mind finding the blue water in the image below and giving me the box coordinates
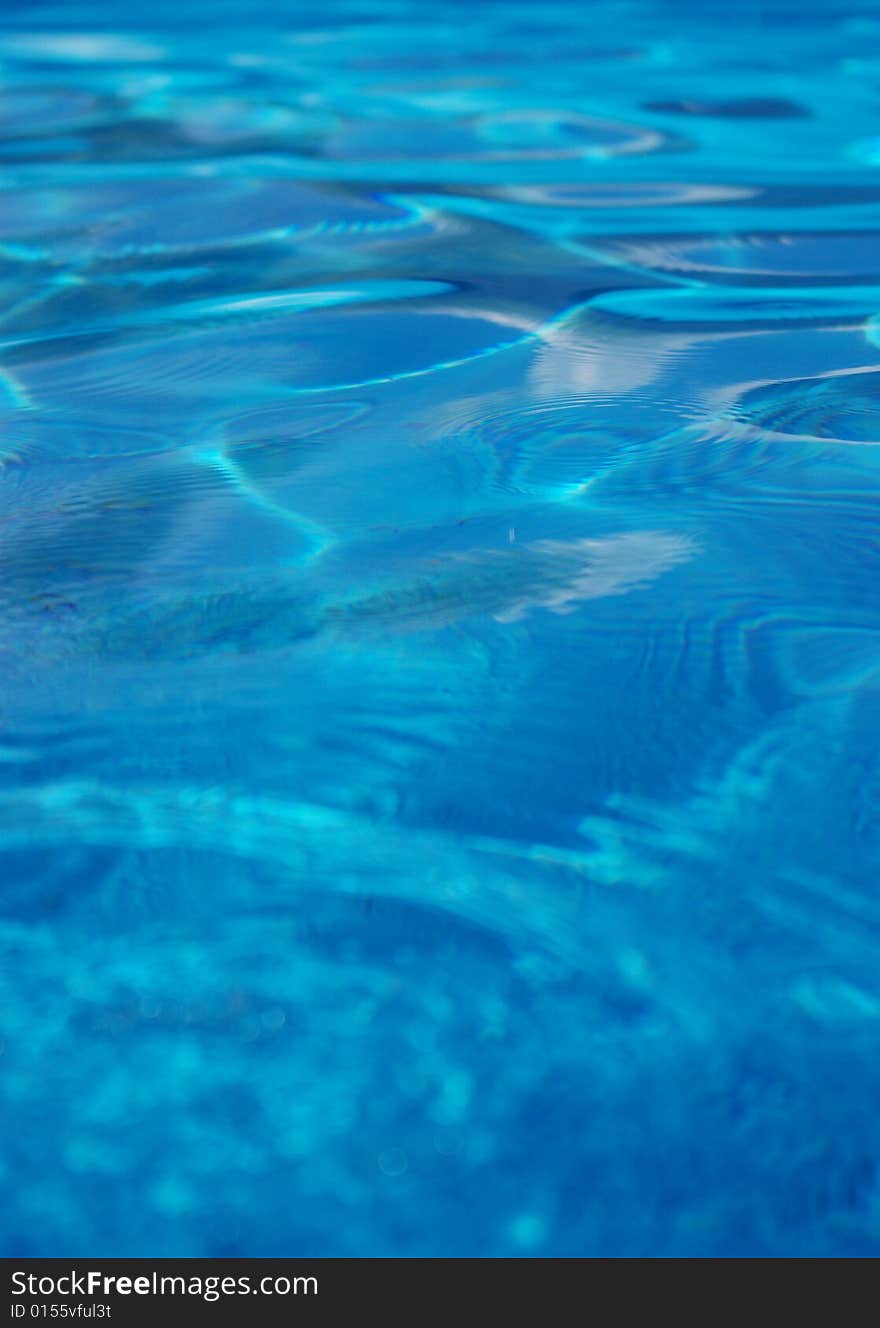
[2,0,880,1258]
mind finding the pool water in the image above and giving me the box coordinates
[3,0,880,1257]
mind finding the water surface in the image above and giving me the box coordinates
[3,0,880,1257]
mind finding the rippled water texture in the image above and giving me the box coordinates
[3,0,880,1257]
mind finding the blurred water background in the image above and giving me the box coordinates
[2,0,880,1256]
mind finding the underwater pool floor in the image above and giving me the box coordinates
[3,0,880,1256]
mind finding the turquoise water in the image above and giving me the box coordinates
[3,0,880,1257]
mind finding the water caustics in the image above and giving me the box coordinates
[2,0,880,1258]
